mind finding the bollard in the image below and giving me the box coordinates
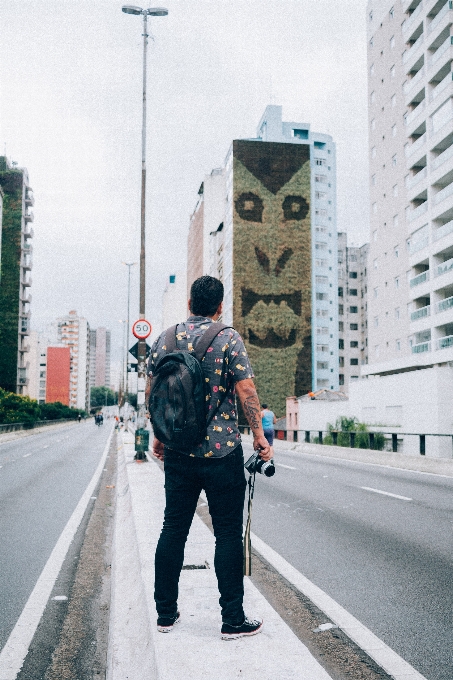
[369,432,375,450]
[305,430,310,443]
[392,433,398,452]
[332,431,338,445]
[134,428,149,461]
[349,431,356,448]
[419,434,426,456]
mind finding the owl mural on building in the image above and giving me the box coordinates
[232,140,312,415]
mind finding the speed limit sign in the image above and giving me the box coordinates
[132,319,152,339]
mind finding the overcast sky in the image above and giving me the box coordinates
[0,0,369,364]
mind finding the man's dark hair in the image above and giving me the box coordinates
[190,276,224,317]
[262,404,268,409]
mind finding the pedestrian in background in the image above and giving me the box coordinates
[261,404,276,446]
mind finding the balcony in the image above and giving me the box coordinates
[435,255,453,275]
[433,218,453,239]
[406,99,426,128]
[430,71,453,102]
[411,304,431,320]
[403,33,425,66]
[21,255,32,271]
[412,341,432,352]
[403,67,426,96]
[24,211,34,223]
[405,132,427,158]
[25,193,34,207]
[408,200,429,221]
[21,275,32,287]
[22,224,34,239]
[410,270,430,286]
[407,167,428,192]
[410,234,430,253]
[403,1,425,39]
[433,180,453,205]
[436,295,453,311]
[431,143,453,171]
[428,0,452,33]
[429,35,453,68]
[437,333,453,347]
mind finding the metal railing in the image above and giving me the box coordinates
[0,418,77,433]
[411,304,430,320]
[436,296,453,312]
[239,425,453,456]
[410,270,430,287]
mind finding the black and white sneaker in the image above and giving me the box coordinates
[157,611,180,633]
[221,617,263,640]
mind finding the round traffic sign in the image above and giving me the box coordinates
[132,319,152,339]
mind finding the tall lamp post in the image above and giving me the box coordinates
[122,5,168,435]
[122,261,137,402]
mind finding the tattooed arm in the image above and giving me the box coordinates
[235,379,272,460]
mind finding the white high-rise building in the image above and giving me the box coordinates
[162,272,188,330]
[365,0,453,378]
[57,311,90,411]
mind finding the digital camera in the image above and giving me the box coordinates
[244,451,275,477]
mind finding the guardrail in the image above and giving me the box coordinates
[238,426,453,456]
[0,418,79,433]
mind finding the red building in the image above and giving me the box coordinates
[46,346,71,405]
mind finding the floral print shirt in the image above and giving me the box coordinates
[148,315,254,458]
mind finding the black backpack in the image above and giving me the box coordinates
[149,322,230,452]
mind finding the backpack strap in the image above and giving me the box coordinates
[193,322,231,361]
[164,324,178,354]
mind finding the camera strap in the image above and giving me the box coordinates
[243,469,256,576]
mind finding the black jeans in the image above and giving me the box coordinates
[154,445,247,625]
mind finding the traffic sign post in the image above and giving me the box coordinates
[132,318,152,460]
[132,319,152,340]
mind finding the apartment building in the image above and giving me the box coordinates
[57,311,90,411]
[338,234,369,390]
[366,0,453,377]
[162,272,188,329]
[89,327,111,390]
[187,106,339,414]
[0,157,34,394]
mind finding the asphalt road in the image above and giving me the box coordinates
[0,422,112,651]
[243,440,453,680]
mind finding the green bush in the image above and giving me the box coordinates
[322,416,385,451]
[90,386,117,408]
[0,388,85,426]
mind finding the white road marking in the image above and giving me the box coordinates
[251,531,428,680]
[52,595,67,601]
[23,454,32,458]
[0,427,114,680]
[276,463,297,470]
[360,486,412,501]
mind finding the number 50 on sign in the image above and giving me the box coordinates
[132,319,152,339]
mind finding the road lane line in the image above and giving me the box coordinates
[276,463,297,470]
[360,486,412,501]
[0,426,114,680]
[22,454,31,458]
[251,531,428,680]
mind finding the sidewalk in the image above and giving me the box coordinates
[107,430,334,680]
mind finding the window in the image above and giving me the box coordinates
[394,246,399,258]
[350,341,359,348]
[393,214,399,227]
[350,358,359,366]
[316,191,327,199]
[371,118,376,131]
[370,91,376,104]
[315,174,328,183]
[392,124,397,137]
[339,304,344,315]
[316,309,329,317]
[374,258,378,269]
[339,321,344,332]
[339,356,344,367]
[349,289,358,296]
[317,344,329,352]
[317,361,329,370]
[390,35,395,48]
[370,37,374,48]
[395,276,400,288]
[374,287,378,298]
[392,154,397,166]
[315,259,328,268]
[293,129,309,139]
[393,184,398,197]
[395,307,400,319]
[350,306,358,313]
[315,241,327,250]
[316,292,328,300]
[369,10,373,21]
[338,287,343,297]
[389,7,394,18]
[316,225,327,234]
[317,326,329,335]
[370,63,375,76]
[391,94,397,107]
[350,323,359,331]
[339,339,344,350]
[316,275,328,285]
[349,271,358,279]
[372,174,376,186]
[375,345,380,357]
[373,229,378,241]
[315,157,326,166]
[373,202,377,214]
[396,339,401,351]
[315,209,327,217]
[374,316,379,327]
[371,146,377,159]
[339,374,345,386]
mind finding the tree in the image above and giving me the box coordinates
[0,388,40,426]
[323,416,385,450]
[90,386,117,408]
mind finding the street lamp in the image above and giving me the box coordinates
[122,261,137,400]
[122,5,168,433]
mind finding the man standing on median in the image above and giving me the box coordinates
[148,275,272,640]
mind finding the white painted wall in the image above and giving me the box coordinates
[297,400,351,434]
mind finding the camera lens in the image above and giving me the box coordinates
[258,459,275,477]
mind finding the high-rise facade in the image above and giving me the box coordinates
[188,106,339,414]
[366,0,453,378]
[46,346,71,405]
[162,273,188,329]
[338,234,369,390]
[89,327,111,390]
[0,157,34,394]
[57,311,90,411]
